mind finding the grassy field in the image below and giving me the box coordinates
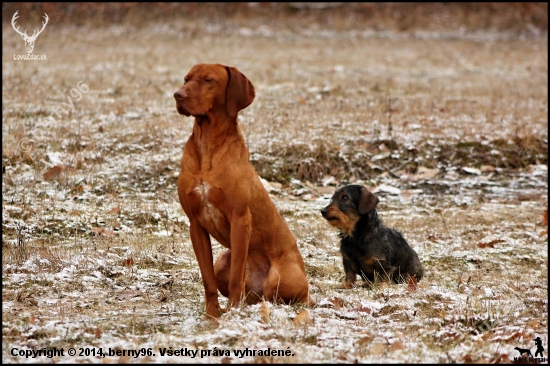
[2,5,548,363]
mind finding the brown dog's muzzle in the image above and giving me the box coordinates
[174,89,191,116]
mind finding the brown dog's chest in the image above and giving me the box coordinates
[188,180,231,246]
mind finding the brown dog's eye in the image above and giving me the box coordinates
[184,78,189,83]
[204,78,213,83]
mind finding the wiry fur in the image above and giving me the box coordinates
[321,185,424,287]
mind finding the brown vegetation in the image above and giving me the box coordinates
[2,4,547,363]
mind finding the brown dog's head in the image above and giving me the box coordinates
[320,185,379,237]
[174,63,255,119]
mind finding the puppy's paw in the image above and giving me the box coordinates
[337,281,355,289]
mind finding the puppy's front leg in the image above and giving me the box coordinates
[342,257,356,289]
[227,208,252,307]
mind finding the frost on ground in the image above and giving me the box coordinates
[2,16,548,364]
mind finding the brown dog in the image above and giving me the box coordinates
[174,64,309,319]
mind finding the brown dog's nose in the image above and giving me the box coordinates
[321,207,329,217]
[174,90,186,100]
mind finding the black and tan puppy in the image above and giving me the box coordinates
[321,185,423,287]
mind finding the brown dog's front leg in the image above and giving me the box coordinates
[227,209,252,308]
[189,221,222,319]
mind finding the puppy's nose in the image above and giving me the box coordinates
[174,90,186,100]
[320,207,329,217]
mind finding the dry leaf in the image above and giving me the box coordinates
[92,227,104,235]
[358,333,374,346]
[109,207,121,215]
[329,296,345,309]
[492,354,510,364]
[124,258,134,267]
[369,343,386,355]
[477,242,495,248]
[477,238,504,248]
[472,287,484,296]
[70,183,84,194]
[115,290,143,301]
[504,331,522,341]
[407,275,418,292]
[95,327,102,339]
[43,165,62,181]
[389,340,406,351]
[427,234,440,242]
[528,320,539,329]
[354,305,372,314]
[28,314,35,325]
[293,310,312,326]
[259,300,271,324]
[414,166,438,180]
[93,227,115,237]
[544,209,548,226]
[102,229,115,237]
[462,354,473,363]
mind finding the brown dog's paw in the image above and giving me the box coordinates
[205,304,225,320]
[203,313,222,327]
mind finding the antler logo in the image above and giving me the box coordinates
[11,11,49,54]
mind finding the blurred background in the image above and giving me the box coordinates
[2,2,548,33]
[2,2,547,184]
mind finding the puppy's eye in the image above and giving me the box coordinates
[204,78,213,82]
[184,78,189,83]
[342,195,349,201]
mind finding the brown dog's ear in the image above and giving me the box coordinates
[225,66,255,118]
[358,187,379,215]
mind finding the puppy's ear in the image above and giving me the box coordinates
[225,66,255,118]
[358,187,379,214]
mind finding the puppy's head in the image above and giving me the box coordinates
[320,185,379,237]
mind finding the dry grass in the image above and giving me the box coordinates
[2,7,548,364]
